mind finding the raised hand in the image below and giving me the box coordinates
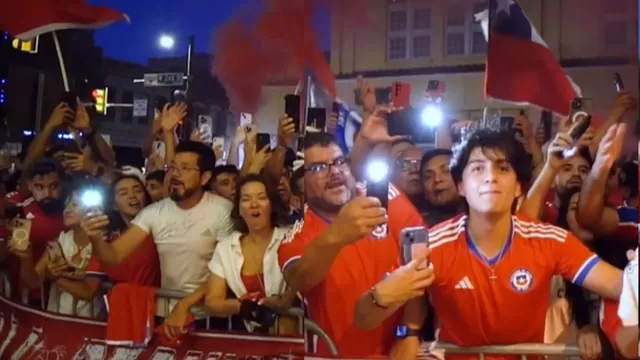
[277,116,296,146]
[330,196,387,245]
[359,105,405,145]
[160,103,188,132]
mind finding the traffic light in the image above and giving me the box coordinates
[11,36,39,53]
[92,88,108,115]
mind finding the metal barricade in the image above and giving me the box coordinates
[423,342,580,359]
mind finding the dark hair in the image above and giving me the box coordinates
[420,148,453,174]
[107,174,152,234]
[450,127,532,185]
[303,132,339,150]
[26,158,65,180]
[211,164,239,181]
[230,174,292,233]
[145,170,165,183]
[391,138,415,148]
[619,161,638,198]
[175,141,216,173]
[290,166,304,196]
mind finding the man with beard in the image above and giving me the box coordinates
[542,151,591,224]
[419,149,463,225]
[81,141,233,329]
[5,159,65,304]
[278,132,427,357]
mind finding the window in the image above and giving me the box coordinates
[120,91,133,123]
[135,94,149,124]
[445,1,488,56]
[387,0,432,60]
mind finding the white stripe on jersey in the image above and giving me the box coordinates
[514,218,568,243]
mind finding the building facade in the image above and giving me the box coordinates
[257,0,638,152]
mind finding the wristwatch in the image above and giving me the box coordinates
[396,324,421,339]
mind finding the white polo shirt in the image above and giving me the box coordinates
[618,248,638,326]
[132,192,233,315]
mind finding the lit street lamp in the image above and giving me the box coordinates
[158,34,176,49]
[157,34,195,96]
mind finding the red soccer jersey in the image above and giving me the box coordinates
[5,191,28,204]
[278,185,424,357]
[7,197,65,301]
[426,214,600,360]
[85,235,160,287]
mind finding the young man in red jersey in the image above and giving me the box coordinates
[385,126,625,360]
[278,132,431,357]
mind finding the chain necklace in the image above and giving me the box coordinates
[477,243,508,281]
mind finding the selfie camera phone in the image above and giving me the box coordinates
[81,189,104,215]
[11,218,32,251]
[614,73,624,92]
[284,94,301,133]
[561,115,592,159]
[307,107,327,131]
[392,82,411,108]
[400,227,429,268]
[256,133,271,152]
[61,91,78,111]
[197,115,213,145]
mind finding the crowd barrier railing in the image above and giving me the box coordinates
[421,342,580,359]
[0,270,338,357]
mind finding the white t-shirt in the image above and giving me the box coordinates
[131,192,233,315]
[618,248,638,326]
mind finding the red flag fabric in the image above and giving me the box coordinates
[2,0,128,40]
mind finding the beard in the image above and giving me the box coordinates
[37,198,64,215]
[170,185,199,201]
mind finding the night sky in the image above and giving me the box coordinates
[90,0,330,64]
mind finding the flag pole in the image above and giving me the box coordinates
[51,31,70,92]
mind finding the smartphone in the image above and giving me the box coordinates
[500,116,515,130]
[387,108,414,137]
[197,115,213,144]
[61,91,78,110]
[63,139,82,154]
[256,133,271,152]
[307,107,327,131]
[561,115,592,159]
[80,189,104,215]
[427,80,440,92]
[570,97,593,122]
[541,111,553,143]
[10,218,32,251]
[285,94,301,133]
[392,82,411,108]
[46,241,63,261]
[212,136,224,150]
[365,161,389,210]
[240,112,253,127]
[614,73,624,92]
[332,101,340,114]
[400,227,429,268]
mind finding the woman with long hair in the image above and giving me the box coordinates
[202,174,297,333]
[65,174,160,308]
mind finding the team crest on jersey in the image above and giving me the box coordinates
[510,268,533,292]
[371,223,388,239]
[283,219,304,244]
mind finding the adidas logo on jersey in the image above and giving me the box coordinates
[283,219,304,244]
[455,276,474,290]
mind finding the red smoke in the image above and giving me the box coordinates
[212,0,367,114]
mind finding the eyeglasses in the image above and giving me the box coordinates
[305,157,351,176]
[166,164,200,174]
[396,158,420,172]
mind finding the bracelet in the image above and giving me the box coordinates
[369,287,388,309]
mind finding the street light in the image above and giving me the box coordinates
[158,35,175,49]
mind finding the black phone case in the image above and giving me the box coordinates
[366,179,389,210]
[61,91,78,109]
[256,133,271,152]
[307,107,326,131]
[285,94,301,133]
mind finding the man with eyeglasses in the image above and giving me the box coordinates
[393,146,426,208]
[278,132,425,357]
[82,141,234,332]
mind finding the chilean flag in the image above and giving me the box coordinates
[476,0,581,116]
[1,0,128,40]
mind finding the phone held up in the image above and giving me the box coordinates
[400,227,429,269]
[284,94,301,134]
[613,72,624,93]
[560,113,592,159]
[11,218,32,252]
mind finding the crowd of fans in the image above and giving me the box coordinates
[0,78,637,359]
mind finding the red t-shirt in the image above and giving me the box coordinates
[85,235,160,287]
[278,185,424,357]
[424,214,600,360]
[6,197,65,301]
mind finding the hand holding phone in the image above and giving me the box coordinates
[400,227,429,267]
[392,82,411,108]
[284,94,301,133]
[10,218,32,252]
